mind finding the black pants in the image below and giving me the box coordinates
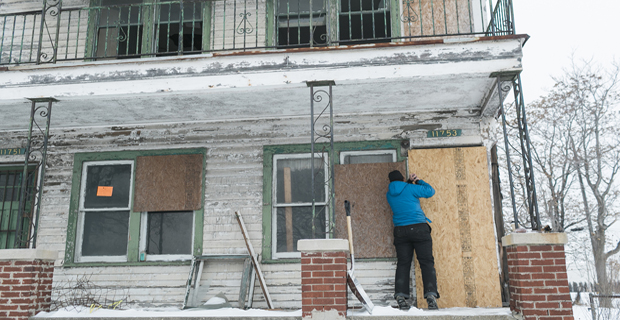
[393,223,439,299]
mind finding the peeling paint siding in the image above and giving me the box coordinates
[0,110,491,308]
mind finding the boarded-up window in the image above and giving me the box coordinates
[334,161,406,258]
[133,154,203,212]
[409,147,501,308]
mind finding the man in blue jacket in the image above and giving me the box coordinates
[386,170,439,310]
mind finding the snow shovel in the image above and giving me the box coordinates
[344,200,374,314]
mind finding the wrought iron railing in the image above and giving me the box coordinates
[0,0,515,65]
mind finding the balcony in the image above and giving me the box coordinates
[0,0,515,66]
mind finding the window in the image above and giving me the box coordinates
[91,0,206,59]
[0,165,37,249]
[140,211,194,260]
[340,149,396,164]
[76,161,133,262]
[262,141,403,261]
[276,0,327,47]
[272,154,329,259]
[66,149,205,265]
[338,0,391,44]
[274,0,394,47]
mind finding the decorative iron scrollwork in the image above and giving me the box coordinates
[37,0,63,64]
[236,12,254,35]
[14,97,56,248]
[308,81,336,239]
[401,0,419,23]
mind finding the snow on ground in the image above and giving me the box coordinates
[34,293,616,319]
[36,306,513,318]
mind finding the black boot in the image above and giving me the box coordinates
[396,296,410,310]
[426,295,438,310]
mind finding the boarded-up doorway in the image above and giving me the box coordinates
[333,161,406,258]
[409,147,501,308]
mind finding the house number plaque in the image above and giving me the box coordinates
[427,129,462,138]
[0,148,26,156]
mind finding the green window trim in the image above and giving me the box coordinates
[261,140,404,262]
[64,148,206,267]
[85,0,213,60]
[266,0,402,47]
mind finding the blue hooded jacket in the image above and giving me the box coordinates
[386,180,435,226]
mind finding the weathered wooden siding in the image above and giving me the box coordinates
[0,110,489,309]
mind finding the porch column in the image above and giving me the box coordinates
[298,239,349,319]
[502,233,574,320]
[0,249,57,320]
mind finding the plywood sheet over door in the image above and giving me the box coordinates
[409,147,501,308]
[333,161,406,258]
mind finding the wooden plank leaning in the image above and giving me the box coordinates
[235,211,274,309]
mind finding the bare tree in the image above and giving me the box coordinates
[499,58,620,294]
[563,59,620,295]
[526,94,582,232]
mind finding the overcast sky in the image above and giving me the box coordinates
[512,0,619,102]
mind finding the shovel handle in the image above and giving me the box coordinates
[344,200,354,255]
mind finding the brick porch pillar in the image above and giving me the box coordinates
[502,233,574,320]
[298,239,349,320]
[0,249,57,320]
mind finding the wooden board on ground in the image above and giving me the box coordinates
[333,161,406,258]
[409,147,501,309]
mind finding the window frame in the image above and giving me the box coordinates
[0,163,38,250]
[262,140,404,262]
[65,148,206,267]
[271,152,330,259]
[139,210,195,261]
[85,0,213,59]
[267,0,401,47]
[75,160,134,263]
[339,149,396,164]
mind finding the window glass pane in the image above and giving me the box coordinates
[98,0,143,26]
[339,0,391,43]
[146,211,193,255]
[277,0,327,47]
[157,2,203,53]
[276,206,326,253]
[83,164,132,209]
[278,0,325,14]
[82,211,129,256]
[276,157,325,204]
[343,153,393,164]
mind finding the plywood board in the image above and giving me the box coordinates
[333,161,406,259]
[402,0,474,37]
[133,154,203,212]
[409,147,501,308]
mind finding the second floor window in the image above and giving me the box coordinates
[92,0,204,59]
[276,0,391,47]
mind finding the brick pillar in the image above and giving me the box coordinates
[298,239,349,320]
[0,249,57,320]
[502,233,574,320]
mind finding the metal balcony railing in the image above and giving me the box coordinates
[0,0,515,65]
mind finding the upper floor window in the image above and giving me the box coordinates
[275,0,392,47]
[92,0,205,59]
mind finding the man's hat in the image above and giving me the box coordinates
[388,170,404,182]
